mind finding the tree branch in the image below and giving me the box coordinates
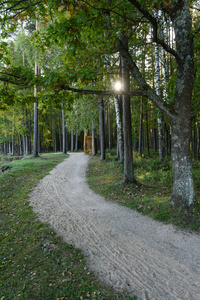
[127,0,180,60]
[117,39,176,118]
[0,0,42,25]
[60,84,145,97]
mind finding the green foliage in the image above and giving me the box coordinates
[66,96,99,132]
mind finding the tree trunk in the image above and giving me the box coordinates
[133,129,138,151]
[192,121,196,160]
[121,48,135,183]
[38,113,40,154]
[153,119,157,153]
[75,127,78,151]
[71,129,74,152]
[62,109,67,154]
[168,1,195,207]
[161,11,170,104]
[18,134,22,155]
[146,110,150,156]
[154,12,165,161]
[11,113,15,156]
[114,96,124,162]
[197,125,199,160]
[23,50,28,156]
[33,101,38,157]
[157,114,165,160]
[99,99,105,160]
[29,110,32,154]
[33,22,39,157]
[25,135,28,155]
[92,128,96,156]
[170,117,195,207]
[107,102,112,150]
[139,33,146,157]
[139,98,143,156]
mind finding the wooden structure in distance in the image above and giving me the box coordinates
[84,131,93,154]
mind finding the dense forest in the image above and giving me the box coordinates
[0,0,200,208]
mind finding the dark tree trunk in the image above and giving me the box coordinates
[121,45,135,183]
[146,110,150,156]
[92,128,96,156]
[153,118,157,153]
[54,131,57,153]
[75,127,78,151]
[197,125,199,160]
[71,130,74,152]
[99,99,105,160]
[192,121,196,160]
[133,129,138,151]
[38,113,40,154]
[33,22,39,157]
[24,107,29,155]
[33,101,38,157]
[139,98,143,156]
[107,102,112,150]
[62,109,67,154]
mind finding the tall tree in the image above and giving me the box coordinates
[114,96,124,162]
[33,21,39,157]
[120,0,195,206]
[154,10,165,161]
[99,99,105,161]
[62,108,67,154]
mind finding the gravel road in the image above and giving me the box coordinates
[29,152,200,300]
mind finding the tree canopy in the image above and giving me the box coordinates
[1,0,200,208]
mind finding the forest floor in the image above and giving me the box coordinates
[29,152,200,300]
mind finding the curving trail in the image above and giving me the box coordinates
[30,152,200,300]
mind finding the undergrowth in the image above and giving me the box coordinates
[87,150,200,232]
[0,153,135,300]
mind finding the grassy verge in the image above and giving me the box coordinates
[87,150,200,232]
[0,153,135,300]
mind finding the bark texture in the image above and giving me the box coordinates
[114,96,124,163]
[33,21,39,157]
[170,118,195,207]
[92,128,96,156]
[121,0,195,207]
[99,99,105,161]
[121,49,135,183]
[154,12,165,161]
[169,0,195,206]
[62,109,67,154]
[33,101,38,157]
[71,130,74,152]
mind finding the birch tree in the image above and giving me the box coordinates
[154,10,165,161]
[114,96,124,162]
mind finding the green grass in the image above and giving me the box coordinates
[87,150,200,232]
[0,153,135,300]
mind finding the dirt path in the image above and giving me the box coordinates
[30,152,200,300]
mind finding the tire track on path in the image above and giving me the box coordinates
[30,152,200,300]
